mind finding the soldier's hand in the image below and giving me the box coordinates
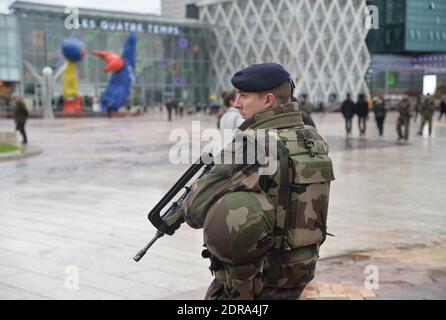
[163,207,185,235]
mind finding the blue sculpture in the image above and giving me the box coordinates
[93,32,137,112]
[62,38,85,62]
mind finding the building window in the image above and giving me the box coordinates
[429,31,435,40]
[416,30,421,39]
[385,1,394,23]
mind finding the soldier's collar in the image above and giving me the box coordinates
[239,102,303,130]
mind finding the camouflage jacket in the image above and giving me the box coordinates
[181,102,334,290]
[398,101,413,120]
[420,99,436,118]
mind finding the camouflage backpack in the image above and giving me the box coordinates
[261,123,335,251]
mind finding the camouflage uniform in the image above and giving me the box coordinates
[397,98,413,141]
[181,102,334,300]
[418,97,436,136]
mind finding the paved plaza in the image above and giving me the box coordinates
[0,111,445,299]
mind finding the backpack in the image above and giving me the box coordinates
[264,126,335,250]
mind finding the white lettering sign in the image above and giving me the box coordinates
[78,19,180,35]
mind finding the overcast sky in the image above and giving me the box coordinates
[0,0,161,15]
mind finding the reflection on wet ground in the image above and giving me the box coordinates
[0,111,445,299]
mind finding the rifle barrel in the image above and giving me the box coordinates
[133,231,164,262]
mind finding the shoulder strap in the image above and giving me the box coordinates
[267,137,292,250]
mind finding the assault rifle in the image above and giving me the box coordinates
[134,154,214,262]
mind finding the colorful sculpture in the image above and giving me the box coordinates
[61,38,85,113]
[93,32,137,112]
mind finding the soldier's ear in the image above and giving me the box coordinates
[264,93,276,108]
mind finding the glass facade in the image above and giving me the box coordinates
[199,0,372,104]
[11,2,210,108]
[367,0,446,54]
[0,14,20,82]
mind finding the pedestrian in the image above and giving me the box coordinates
[12,95,29,144]
[292,96,316,128]
[373,96,387,136]
[414,96,421,122]
[299,94,313,115]
[179,63,334,300]
[355,93,369,138]
[107,102,113,118]
[438,96,446,121]
[219,90,244,146]
[397,95,413,143]
[165,98,173,122]
[178,101,184,118]
[173,100,179,115]
[319,101,326,114]
[341,93,355,139]
[418,94,436,136]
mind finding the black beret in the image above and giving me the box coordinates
[231,63,291,92]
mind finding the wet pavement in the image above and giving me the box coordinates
[0,110,445,299]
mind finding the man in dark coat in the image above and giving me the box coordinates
[13,95,29,144]
[355,93,369,138]
[438,96,446,121]
[373,96,387,136]
[341,93,355,138]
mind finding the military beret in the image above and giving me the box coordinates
[231,63,291,92]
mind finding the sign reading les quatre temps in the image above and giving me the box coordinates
[78,18,180,35]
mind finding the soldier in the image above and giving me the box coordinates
[179,63,335,300]
[397,95,413,143]
[418,94,436,136]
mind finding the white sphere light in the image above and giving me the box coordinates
[42,67,53,76]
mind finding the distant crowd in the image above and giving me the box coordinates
[340,93,446,142]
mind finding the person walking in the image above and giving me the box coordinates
[12,95,29,144]
[165,98,173,122]
[438,96,446,121]
[397,95,413,143]
[418,94,436,136]
[373,96,387,136]
[355,93,369,138]
[341,93,355,139]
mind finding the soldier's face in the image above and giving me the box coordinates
[233,91,271,119]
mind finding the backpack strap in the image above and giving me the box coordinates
[268,138,292,250]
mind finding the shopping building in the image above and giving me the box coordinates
[0,0,211,111]
[164,0,373,104]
